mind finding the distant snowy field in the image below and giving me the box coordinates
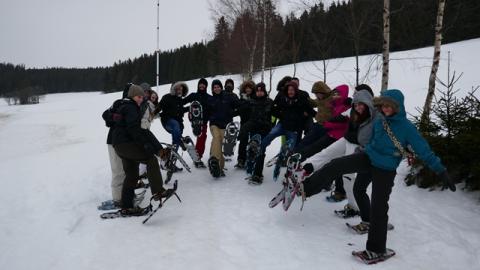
[1,39,479,270]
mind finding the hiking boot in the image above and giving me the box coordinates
[326,191,347,202]
[194,160,206,168]
[249,175,263,185]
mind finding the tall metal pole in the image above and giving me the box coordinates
[156,0,160,87]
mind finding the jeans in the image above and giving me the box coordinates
[163,118,183,147]
[260,123,297,152]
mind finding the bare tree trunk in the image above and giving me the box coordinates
[421,0,446,130]
[261,0,267,82]
[381,0,390,92]
[248,29,259,80]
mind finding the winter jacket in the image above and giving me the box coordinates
[245,95,274,134]
[323,85,351,140]
[158,82,189,128]
[272,83,316,132]
[184,86,211,124]
[207,91,240,129]
[343,90,376,147]
[111,98,163,155]
[237,82,255,124]
[365,89,445,173]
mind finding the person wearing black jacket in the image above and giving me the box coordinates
[292,77,314,142]
[207,79,240,177]
[251,81,316,184]
[156,82,189,148]
[184,78,211,160]
[112,84,172,215]
[101,83,131,206]
[235,82,273,168]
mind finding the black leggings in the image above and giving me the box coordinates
[303,152,396,253]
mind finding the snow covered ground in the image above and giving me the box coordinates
[1,39,480,270]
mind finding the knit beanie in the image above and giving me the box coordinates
[127,84,145,98]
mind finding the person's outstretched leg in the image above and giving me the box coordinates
[366,167,396,253]
[299,135,336,161]
[303,152,372,198]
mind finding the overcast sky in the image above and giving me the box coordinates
[0,0,322,69]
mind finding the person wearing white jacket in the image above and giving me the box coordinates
[302,88,376,218]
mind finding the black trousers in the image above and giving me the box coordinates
[353,172,373,222]
[303,152,396,253]
[115,143,164,208]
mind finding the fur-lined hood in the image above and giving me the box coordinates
[240,80,255,95]
[170,82,189,97]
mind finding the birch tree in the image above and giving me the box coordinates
[381,0,390,92]
[421,0,446,131]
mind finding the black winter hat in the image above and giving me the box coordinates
[255,82,267,94]
[211,79,223,91]
[355,84,374,97]
[198,78,208,88]
[225,78,234,87]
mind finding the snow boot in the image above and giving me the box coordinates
[326,191,347,202]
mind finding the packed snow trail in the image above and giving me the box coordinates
[1,39,480,270]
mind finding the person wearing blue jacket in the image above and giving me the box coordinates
[206,79,240,177]
[298,89,456,260]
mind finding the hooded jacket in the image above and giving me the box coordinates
[365,89,445,173]
[111,98,163,155]
[272,82,316,132]
[323,85,351,140]
[158,82,189,128]
[344,90,376,146]
[184,78,212,124]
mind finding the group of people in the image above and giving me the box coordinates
[101,75,456,261]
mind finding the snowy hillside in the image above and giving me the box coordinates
[1,39,480,270]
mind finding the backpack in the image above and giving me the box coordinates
[102,99,126,127]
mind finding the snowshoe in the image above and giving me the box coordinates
[223,122,240,157]
[352,248,396,265]
[189,101,203,137]
[245,134,262,175]
[346,222,395,235]
[273,139,295,181]
[326,191,347,202]
[143,180,181,224]
[180,136,203,165]
[208,157,222,178]
[248,175,263,185]
[269,187,286,208]
[100,206,151,219]
[334,204,360,219]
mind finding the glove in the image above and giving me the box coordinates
[438,170,456,192]
[303,163,314,175]
[344,97,352,106]
[158,148,171,161]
